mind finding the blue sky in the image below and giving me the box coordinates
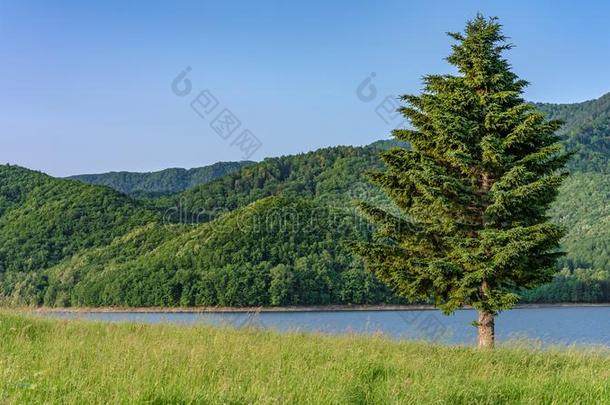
[2,1,609,176]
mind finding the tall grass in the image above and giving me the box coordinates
[1,311,609,404]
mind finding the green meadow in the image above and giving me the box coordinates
[1,311,609,404]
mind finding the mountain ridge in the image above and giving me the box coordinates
[537,92,610,173]
[67,161,254,197]
[61,93,610,199]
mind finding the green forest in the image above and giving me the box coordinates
[68,161,253,197]
[1,94,609,307]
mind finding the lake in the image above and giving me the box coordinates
[43,306,610,347]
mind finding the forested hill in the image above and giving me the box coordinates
[0,165,159,275]
[40,197,398,307]
[537,92,610,272]
[537,92,610,173]
[67,161,253,197]
[160,143,390,220]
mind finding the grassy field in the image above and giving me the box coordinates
[1,311,609,404]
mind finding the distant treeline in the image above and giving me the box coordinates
[521,269,610,303]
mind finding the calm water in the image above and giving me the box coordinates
[44,306,610,346]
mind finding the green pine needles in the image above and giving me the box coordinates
[353,15,571,348]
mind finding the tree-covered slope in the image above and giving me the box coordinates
[551,172,610,271]
[37,196,398,307]
[68,161,254,197]
[0,165,159,275]
[159,143,399,223]
[15,223,187,306]
[536,93,610,274]
[538,92,610,173]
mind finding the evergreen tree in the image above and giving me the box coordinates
[353,15,570,349]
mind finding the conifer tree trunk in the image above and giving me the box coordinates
[477,310,495,349]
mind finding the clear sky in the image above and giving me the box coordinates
[2,1,609,177]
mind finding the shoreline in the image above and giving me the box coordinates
[31,302,610,314]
